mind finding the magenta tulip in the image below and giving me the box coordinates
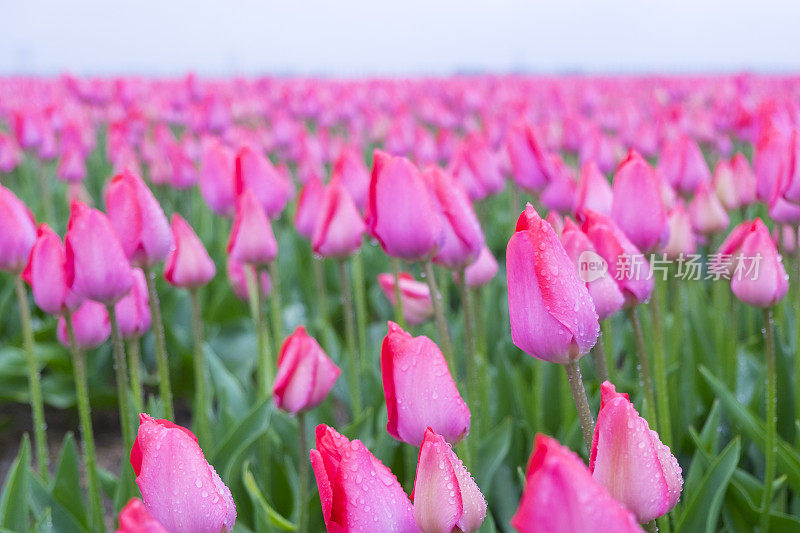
[131,414,236,533]
[689,182,730,236]
[57,147,87,183]
[234,144,292,219]
[114,268,151,339]
[0,185,36,273]
[365,150,443,261]
[590,381,683,523]
[381,321,470,446]
[164,214,216,288]
[117,498,168,533]
[377,273,434,326]
[294,176,326,241]
[22,224,82,315]
[312,177,366,258]
[727,219,789,308]
[105,169,173,268]
[507,204,599,363]
[199,138,236,217]
[661,203,697,260]
[332,144,370,210]
[226,256,271,301]
[730,153,756,207]
[65,200,134,304]
[512,434,643,533]
[505,121,550,192]
[574,160,613,216]
[273,326,341,414]
[658,135,711,195]
[310,424,420,533]
[413,428,487,533]
[57,300,110,350]
[460,246,498,288]
[712,159,738,210]
[227,188,278,266]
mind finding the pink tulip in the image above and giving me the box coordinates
[505,121,550,192]
[773,224,797,255]
[294,176,326,241]
[227,189,278,265]
[310,424,420,533]
[234,144,292,219]
[711,159,738,210]
[65,201,134,304]
[423,166,485,270]
[377,273,434,326]
[199,138,236,217]
[611,150,668,253]
[226,256,271,301]
[728,219,789,308]
[14,110,42,150]
[540,154,576,214]
[689,182,730,235]
[22,224,83,315]
[413,428,487,533]
[57,300,111,350]
[658,135,711,195]
[117,498,168,533]
[767,130,800,224]
[560,218,625,321]
[366,150,443,261]
[105,170,173,267]
[730,153,756,207]
[0,185,37,274]
[331,144,370,210]
[459,246,498,288]
[273,326,341,414]
[164,214,216,288]
[511,434,643,533]
[312,177,366,258]
[580,209,653,307]
[590,381,683,523]
[131,414,236,533]
[754,125,787,203]
[381,321,470,446]
[57,147,87,183]
[661,203,697,260]
[114,268,151,339]
[574,161,613,216]
[0,132,22,173]
[507,204,599,363]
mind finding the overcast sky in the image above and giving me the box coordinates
[1,0,799,76]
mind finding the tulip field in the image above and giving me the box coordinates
[2,74,800,532]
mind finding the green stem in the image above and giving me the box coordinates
[422,260,454,366]
[591,335,610,384]
[601,319,615,383]
[14,276,49,480]
[246,266,273,398]
[794,247,800,429]
[312,256,330,333]
[390,257,407,329]
[458,272,480,435]
[189,289,211,450]
[297,411,309,533]
[337,259,362,415]
[108,305,133,451]
[649,285,673,448]
[472,286,490,428]
[64,312,104,533]
[352,251,369,370]
[644,520,658,533]
[760,308,777,533]
[533,362,545,432]
[564,359,595,454]
[627,308,658,428]
[126,337,144,414]
[267,260,283,352]
[142,266,173,419]
[36,157,56,227]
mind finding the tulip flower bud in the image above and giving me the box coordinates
[574,161,613,216]
[413,428,487,533]
[226,256,271,301]
[512,434,643,533]
[0,185,36,274]
[105,169,173,267]
[199,138,236,217]
[730,153,756,207]
[754,125,787,203]
[377,273,434,326]
[727,219,789,308]
[505,121,550,192]
[22,224,83,315]
[0,132,22,173]
[65,201,134,304]
[57,300,111,350]
[689,182,730,236]
[57,147,87,183]
[131,414,237,533]
[659,135,711,195]
[773,224,797,255]
[712,159,738,210]
[117,498,168,533]
[332,144,370,210]
[381,321,470,446]
[365,150,443,261]
[294,176,325,241]
[114,268,151,339]
[580,209,653,307]
[540,154,576,214]
[273,326,341,414]
[590,381,683,523]
[311,425,420,532]
[423,166,485,270]
[661,203,697,260]
[458,246,498,288]
[164,214,216,288]
[14,110,42,150]
[560,218,625,321]
[227,189,278,266]
[234,144,292,219]
[312,177,366,258]
[507,204,599,364]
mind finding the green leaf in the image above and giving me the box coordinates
[29,471,87,533]
[475,418,512,490]
[699,366,800,492]
[0,434,30,531]
[674,437,740,533]
[211,394,274,481]
[32,507,53,533]
[50,433,87,529]
[242,462,297,531]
